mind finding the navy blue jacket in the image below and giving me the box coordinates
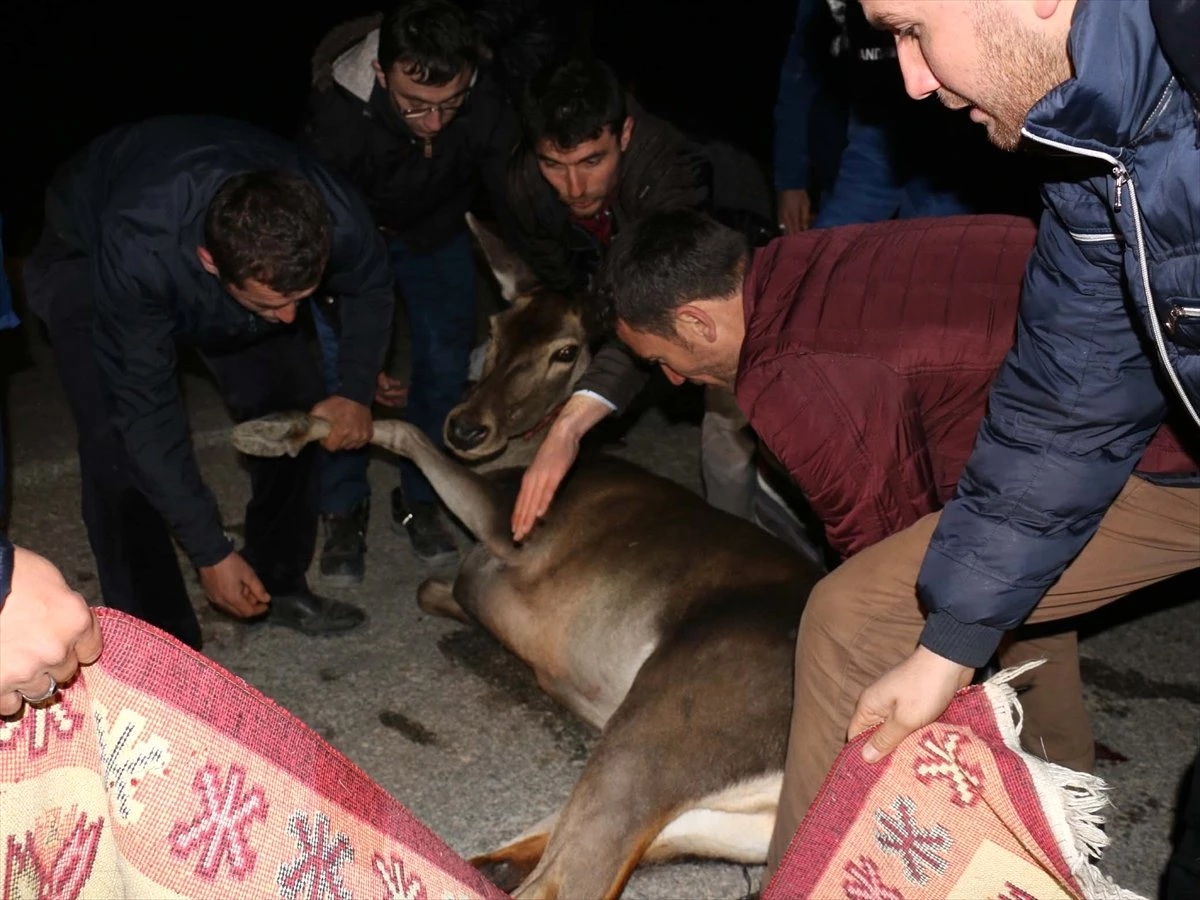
[42,116,394,570]
[918,0,1200,667]
[0,217,13,608]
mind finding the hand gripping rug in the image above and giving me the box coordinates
[0,608,508,900]
[763,662,1144,900]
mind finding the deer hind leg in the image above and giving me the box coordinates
[416,577,472,625]
[506,624,792,900]
[470,810,559,894]
[640,772,782,865]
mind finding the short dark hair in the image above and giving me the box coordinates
[520,56,626,149]
[603,209,749,337]
[378,0,481,85]
[204,171,332,293]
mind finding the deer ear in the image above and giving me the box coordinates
[466,213,540,303]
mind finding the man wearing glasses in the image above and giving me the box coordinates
[304,0,521,577]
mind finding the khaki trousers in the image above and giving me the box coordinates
[766,476,1200,875]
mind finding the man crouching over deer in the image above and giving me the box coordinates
[545,209,1200,881]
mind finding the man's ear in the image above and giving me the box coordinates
[675,305,717,344]
[196,247,219,277]
[371,59,388,90]
[618,116,634,152]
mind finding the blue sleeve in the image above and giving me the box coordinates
[916,207,1166,667]
[1,218,13,609]
[1,216,19,331]
[773,0,823,191]
[313,173,395,408]
[0,413,10,610]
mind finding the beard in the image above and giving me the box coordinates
[953,3,1073,151]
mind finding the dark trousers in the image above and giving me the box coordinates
[23,233,321,645]
[314,231,476,512]
[1166,749,1200,899]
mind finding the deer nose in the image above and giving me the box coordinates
[446,414,491,450]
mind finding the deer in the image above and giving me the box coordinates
[231,216,821,899]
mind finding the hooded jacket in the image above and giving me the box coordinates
[916,0,1200,667]
[303,14,520,253]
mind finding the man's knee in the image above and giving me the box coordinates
[795,570,866,668]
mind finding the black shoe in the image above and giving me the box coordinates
[319,499,369,587]
[391,489,458,564]
[266,589,367,636]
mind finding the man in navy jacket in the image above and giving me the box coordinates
[23,116,394,648]
[761,0,1200,873]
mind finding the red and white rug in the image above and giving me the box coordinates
[764,662,1144,900]
[0,608,507,900]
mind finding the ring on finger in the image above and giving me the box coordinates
[17,674,59,705]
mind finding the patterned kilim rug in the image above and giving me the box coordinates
[0,608,508,900]
[763,663,1144,900]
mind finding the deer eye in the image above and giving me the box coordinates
[552,345,580,364]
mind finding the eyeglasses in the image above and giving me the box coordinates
[397,90,471,120]
[395,69,478,120]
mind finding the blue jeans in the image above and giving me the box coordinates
[813,109,976,228]
[315,231,477,513]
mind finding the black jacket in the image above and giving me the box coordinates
[507,100,775,412]
[506,98,711,294]
[41,115,394,569]
[303,14,520,253]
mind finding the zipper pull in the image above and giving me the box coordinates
[1112,166,1127,211]
[424,137,432,159]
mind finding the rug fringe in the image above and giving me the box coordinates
[983,663,1146,900]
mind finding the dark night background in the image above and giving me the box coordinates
[0,1,796,262]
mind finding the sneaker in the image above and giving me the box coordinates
[266,588,367,636]
[319,499,369,587]
[391,488,458,564]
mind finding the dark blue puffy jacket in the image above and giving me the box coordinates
[918,0,1200,667]
[1,214,15,609]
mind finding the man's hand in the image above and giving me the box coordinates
[511,393,612,541]
[310,395,373,451]
[0,546,103,715]
[374,372,409,409]
[848,645,974,763]
[198,551,270,619]
[777,188,814,234]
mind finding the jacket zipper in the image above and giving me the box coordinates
[424,137,433,159]
[1019,126,1200,427]
[1167,304,1200,337]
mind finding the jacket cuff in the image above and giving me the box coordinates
[918,610,1004,669]
[571,389,618,413]
[185,530,236,570]
[335,361,376,407]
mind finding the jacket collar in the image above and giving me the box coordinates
[1023,0,1176,159]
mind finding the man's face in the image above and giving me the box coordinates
[375,61,474,139]
[615,318,740,392]
[861,0,1073,151]
[536,117,633,218]
[225,279,316,325]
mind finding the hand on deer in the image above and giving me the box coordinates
[512,394,611,541]
[374,372,409,408]
[0,546,103,715]
[309,395,372,451]
[198,551,270,619]
[847,645,974,763]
